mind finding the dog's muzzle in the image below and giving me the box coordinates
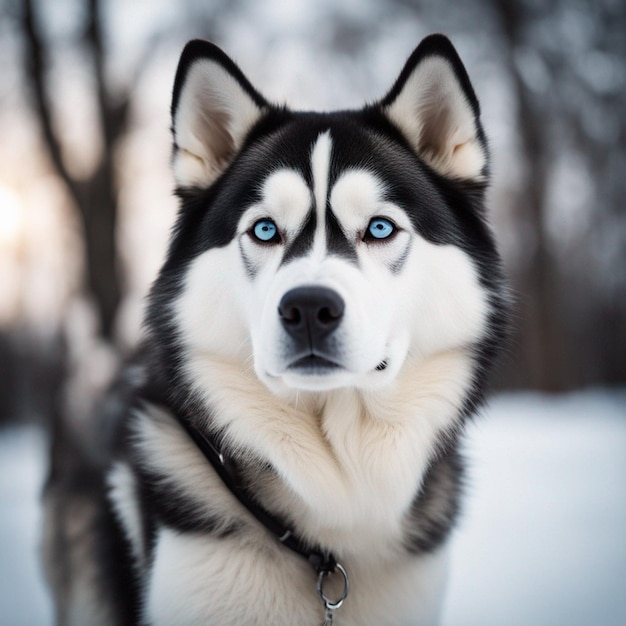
[278,286,344,368]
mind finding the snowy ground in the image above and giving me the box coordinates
[441,391,626,626]
[0,391,625,625]
[0,425,50,626]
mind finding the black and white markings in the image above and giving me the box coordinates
[240,131,413,275]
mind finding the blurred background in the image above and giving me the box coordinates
[0,0,624,625]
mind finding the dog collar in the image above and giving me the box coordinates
[142,389,349,623]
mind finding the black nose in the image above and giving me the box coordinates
[278,286,345,345]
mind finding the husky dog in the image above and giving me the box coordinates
[43,34,508,625]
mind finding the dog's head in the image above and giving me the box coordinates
[148,35,506,399]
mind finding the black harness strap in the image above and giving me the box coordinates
[141,388,337,575]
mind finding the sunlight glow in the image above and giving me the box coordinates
[0,183,24,245]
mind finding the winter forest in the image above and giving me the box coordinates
[0,0,624,624]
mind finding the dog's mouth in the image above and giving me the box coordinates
[284,355,389,375]
[263,353,393,392]
[287,354,342,372]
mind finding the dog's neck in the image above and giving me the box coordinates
[162,348,472,549]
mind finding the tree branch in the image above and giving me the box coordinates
[86,0,117,159]
[21,0,80,206]
[85,0,134,157]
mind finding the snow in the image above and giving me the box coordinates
[0,391,625,625]
[0,426,51,625]
[441,391,626,626]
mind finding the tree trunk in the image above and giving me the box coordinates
[78,164,121,340]
[491,0,566,390]
[21,0,126,341]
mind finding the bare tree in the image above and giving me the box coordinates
[21,0,131,341]
[489,0,560,389]
[491,0,626,389]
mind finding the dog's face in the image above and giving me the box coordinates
[151,37,503,397]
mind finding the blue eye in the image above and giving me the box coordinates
[252,219,279,243]
[366,218,395,240]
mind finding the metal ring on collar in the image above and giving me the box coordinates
[317,562,349,611]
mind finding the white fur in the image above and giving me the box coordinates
[145,527,315,626]
[385,57,486,180]
[131,405,254,530]
[131,398,455,624]
[238,169,313,275]
[249,164,487,393]
[175,167,317,366]
[311,131,332,255]
[329,170,411,235]
[108,462,146,569]
[145,521,448,626]
[179,350,474,549]
[175,244,249,362]
[257,169,312,231]
[173,60,266,187]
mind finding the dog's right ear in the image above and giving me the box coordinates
[171,40,269,189]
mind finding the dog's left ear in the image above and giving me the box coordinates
[381,34,487,181]
[171,40,269,189]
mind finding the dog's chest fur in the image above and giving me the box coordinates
[108,351,467,625]
[144,527,449,625]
